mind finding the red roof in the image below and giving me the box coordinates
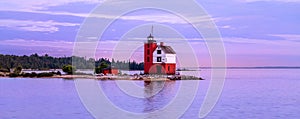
[160,46,176,54]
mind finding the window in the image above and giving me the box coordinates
[147,50,150,55]
[157,57,162,62]
[157,50,161,54]
[147,44,150,48]
[147,57,150,62]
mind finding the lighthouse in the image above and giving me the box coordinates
[144,28,176,75]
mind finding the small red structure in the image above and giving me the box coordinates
[102,68,119,75]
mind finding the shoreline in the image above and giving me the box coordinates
[0,74,204,81]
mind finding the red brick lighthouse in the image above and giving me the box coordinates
[144,29,176,75]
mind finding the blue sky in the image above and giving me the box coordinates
[0,0,299,67]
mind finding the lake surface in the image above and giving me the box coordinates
[0,69,299,119]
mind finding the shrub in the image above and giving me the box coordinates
[56,71,62,76]
[22,73,31,77]
[0,68,10,72]
[37,72,54,77]
[8,73,19,77]
[14,66,22,74]
[62,65,76,75]
[95,62,109,74]
[30,72,37,77]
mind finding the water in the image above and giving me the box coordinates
[0,69,299,119]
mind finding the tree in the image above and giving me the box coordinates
[0,53,144,71]
[62,65,76,75]
[95,62,109,74]
[56,71,62,76]
[14,66,22,74]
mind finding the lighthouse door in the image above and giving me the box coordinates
[156,65,162,74]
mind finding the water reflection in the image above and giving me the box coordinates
[143,81,177,113]
[99,80,178,113]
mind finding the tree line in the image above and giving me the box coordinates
[0,53,144,72]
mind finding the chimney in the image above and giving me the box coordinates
[160,42,164,46]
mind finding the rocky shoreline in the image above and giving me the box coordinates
[53,74,204,81]
[0,72,204,81]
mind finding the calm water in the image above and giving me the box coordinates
[0,69,299,119]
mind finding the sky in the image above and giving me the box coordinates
[0,0,299,67]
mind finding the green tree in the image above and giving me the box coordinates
[95,62,109,74]
[0,53,144,71]
[62,65,76,74]
[14,66,22,74]
[56,71,62,76]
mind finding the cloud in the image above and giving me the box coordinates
[0,39,119,51]
[0,0,103,11]
[219,37,300,47]
[2,9,223,26]
[219,25,235,30]
[39,10,215,24]
[0,39,74,57]
[269,34,300,41]
[240,0,300,3]
[0,39,74,48]
[121,14,213,24]
[0,19,80,33]
[134,36,300,48]
[1,0,230,25]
